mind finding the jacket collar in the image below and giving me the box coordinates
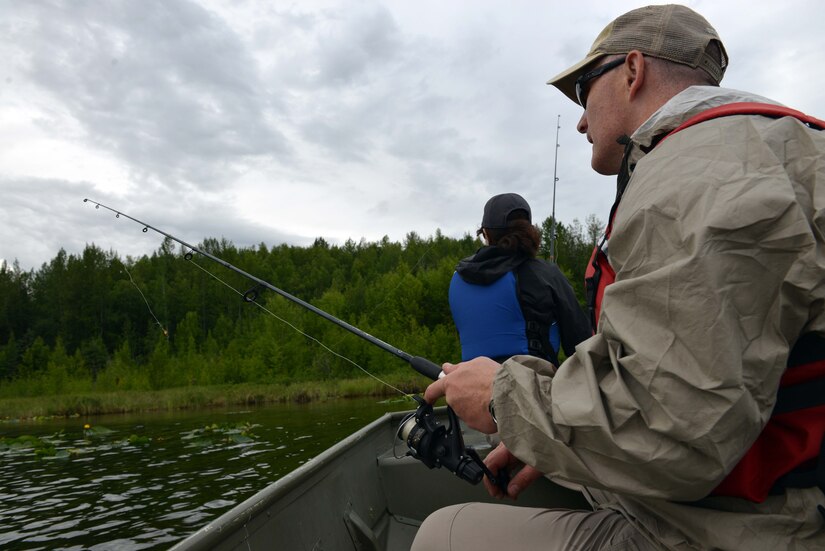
[607,87,782,228]
[626,86,781,167]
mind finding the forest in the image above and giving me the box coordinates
[0,215,602,400]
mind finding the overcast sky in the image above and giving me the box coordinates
[2,0,824,272]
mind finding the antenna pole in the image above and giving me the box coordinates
[549,115,561,263]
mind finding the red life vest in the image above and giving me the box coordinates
[585,103,825,502]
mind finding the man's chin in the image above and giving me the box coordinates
[591,159,620,176]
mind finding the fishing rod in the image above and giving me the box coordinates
[84,198,510,492]
[83,198,443,381]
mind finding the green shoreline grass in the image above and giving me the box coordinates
[0,373,429,421]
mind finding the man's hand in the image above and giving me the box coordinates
[423,357,500,434]
[483,442,544,499]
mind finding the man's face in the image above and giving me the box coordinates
[575,56,629,176]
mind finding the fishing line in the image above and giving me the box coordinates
[122,264,169,338]
[184,254,412,399]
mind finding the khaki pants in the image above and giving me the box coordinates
[411,503,661,551]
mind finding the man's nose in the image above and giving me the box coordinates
[576,112,587,134]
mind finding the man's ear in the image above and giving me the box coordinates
[624,50,646,102]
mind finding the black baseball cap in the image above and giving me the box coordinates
[481,193,531,229]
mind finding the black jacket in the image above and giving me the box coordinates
[450,246,591,364]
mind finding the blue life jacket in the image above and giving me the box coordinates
[449,271,560,362]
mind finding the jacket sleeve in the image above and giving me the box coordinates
[493,117,823,500]
[518,260,592,357]
[546,264,592,356]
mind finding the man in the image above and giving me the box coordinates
[412,4,825,550]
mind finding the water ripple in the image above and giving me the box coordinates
[0,398,409,549]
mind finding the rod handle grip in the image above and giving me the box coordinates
[409,356,444,381]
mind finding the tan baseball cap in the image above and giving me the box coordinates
[547,4,728,105]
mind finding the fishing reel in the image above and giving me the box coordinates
[397,395,509,492]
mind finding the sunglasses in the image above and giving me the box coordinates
[574,57,626,109]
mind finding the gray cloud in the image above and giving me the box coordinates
[6,0,287,191]
[0,175,311,270]
[2,0,824,274]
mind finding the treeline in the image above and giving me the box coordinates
[0,215,602,398]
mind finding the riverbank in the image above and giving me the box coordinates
[0,373,428,421]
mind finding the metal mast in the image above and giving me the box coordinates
[549,114,561,262]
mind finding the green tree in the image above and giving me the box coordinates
[0,216,601,396]
[0,261,32,345]
[19,336,50,379]
[80,336,108,379]
[0,333,19,380]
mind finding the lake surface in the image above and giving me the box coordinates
[0,396,415,550]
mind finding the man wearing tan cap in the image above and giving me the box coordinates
[414,4,825,550]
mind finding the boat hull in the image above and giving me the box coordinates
[171,408,589,551]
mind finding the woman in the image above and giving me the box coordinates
[449,193,590,365]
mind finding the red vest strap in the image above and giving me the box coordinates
[584,245,614,330]
[660,102,825,146]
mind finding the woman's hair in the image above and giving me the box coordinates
[479,209,540,257]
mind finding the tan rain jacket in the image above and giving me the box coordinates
[493,86,825,550]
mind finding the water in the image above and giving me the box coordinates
[0,397,415,550]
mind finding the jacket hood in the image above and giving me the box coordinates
[455,246,529,285]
